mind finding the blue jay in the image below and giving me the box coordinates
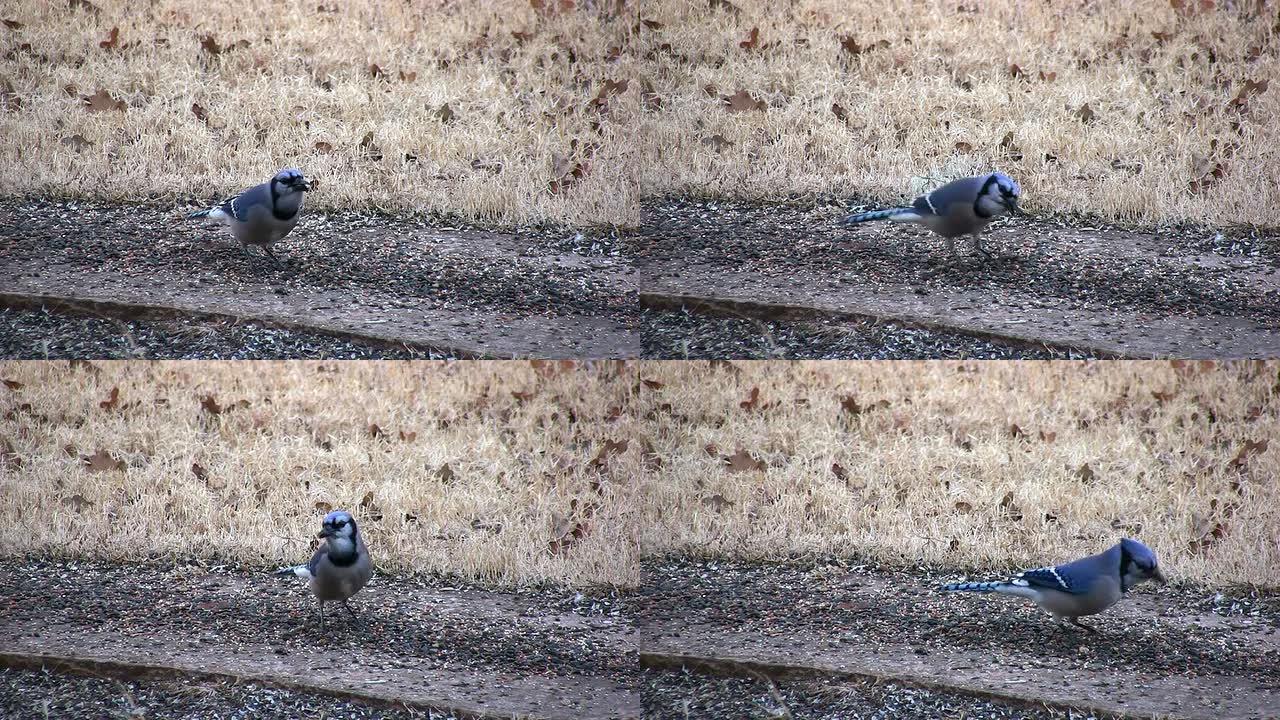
[275,510,372,630]
[187,168,313,266]
[842,172,1023,259]
[939,538,1166,631]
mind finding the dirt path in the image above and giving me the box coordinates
[635,198,1280,358]
[634,558,1280,720]
[0,560,639,720]
[0,199,639,358]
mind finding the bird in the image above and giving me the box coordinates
[938,538,1166,632]
[186,168,313,267]
[841,172,1023,260]
[275,510,373,631]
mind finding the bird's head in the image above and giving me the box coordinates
[977,172,1023,217]
[1119,538,1165,590]
[318,510,357,540]
[272,168,313,193]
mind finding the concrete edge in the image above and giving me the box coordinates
[639,650,1156,720]
[0,292,489,359]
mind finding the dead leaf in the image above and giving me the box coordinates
[98,26,119,50]
[314,141,333,153]
[739,27,760,50]
[723,89,765,112]
[82,89,125,113]
[702,134,732,151]
[315,500,332,514]
[1189,515,1226,553]
[367,423,385,439]
[1008,423,1025,439]
[1229,78,1269,108]
[709,0,739,11]
[368,63,385,79]
[436,103,456,123]
[1038,70,1057,82]
[200,395,223,415]
[739,386,761,411]
[1038,430,1057,443]
[83,449,125,473]
[2,379,22,390]
[1189,161,1225,194]
[1229,439,1268,468]
[398,430,416,442]
[954,501,973,513]
[1076,103,1097,123]
[69,0,99,12]
[3,19,24,29]
[191,462,208,481]
[999,491,1023,520]
[1008,63,1024,78]
[359,131,383,161]
[724,448,765,473]
[831,103,848,122]
[437,463,456,483]
[62,494,90,512]
[592,438,629,468]
[1075,463,1096,482]
[198,35,246,55]
[701,494,733,511]
[99,386,120,411]
[839,36,887,55]
[954,141,973,153]
[592,79,629,108]
[831,462,848,482]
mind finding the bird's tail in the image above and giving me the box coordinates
[275,564,312,580]
[186,207,226,221]
[939,581,1009,593]
[841,208,920,225]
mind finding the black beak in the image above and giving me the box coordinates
[317,527,333,539]
[1152,567,1167,585]
[1007,199,1025,216]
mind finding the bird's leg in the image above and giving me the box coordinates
[262,245,285,268]
[1067,617,1097,633]
[341,599,360,624]
[317,599,326,632]
[972,233,994,261]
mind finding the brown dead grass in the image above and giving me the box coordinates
[637,360,1280,588]
[4,359,1278,591]
[0,360,640,588]
[0,1,638,227]
[638,0,1280,228]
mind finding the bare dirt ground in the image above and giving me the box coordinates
[633,558,1280,720]
[0,559,639,720]
[634,198,1280,359]
[0,199,640,358]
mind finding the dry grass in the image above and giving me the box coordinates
[0,1,638,226]
[637,360,1280,588]
[638,0,1280,228]
[0,360,641,588]
[5,359,1278,591]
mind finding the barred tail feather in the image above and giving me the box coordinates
[275,564,312,579]
[187,207,226,221]
[842,208,920,225]
[939,581,1006,593]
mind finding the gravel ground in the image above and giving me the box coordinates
[634,196,1280,323]
[643,668,1100,720]
[639,307,1098,359]
[632,557,1280,685]
[0,558,632,681]
[0,306,457,359]
[0,198,631,318]
[0,666,460,720]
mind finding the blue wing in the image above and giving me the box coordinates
[218,182,270,222]
[1016,564,1092,594]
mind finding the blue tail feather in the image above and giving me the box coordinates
[939,581,1006,593]
[842,208,914,224]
